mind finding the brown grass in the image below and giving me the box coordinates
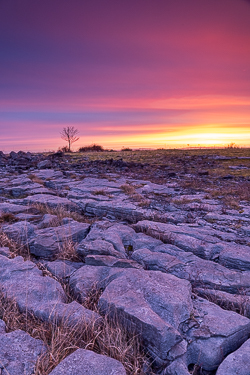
[0,230,30,259]
[32,203,95,224]
[121,184,136,195]
[58,239,81,262]
[0,212,18,224]
[0,288,150,375]
[28,174,44,185]
[92,189,112,197]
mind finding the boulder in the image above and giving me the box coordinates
[0,329,45,375]
[43,260,83,281]
[132,247,250,295]
[49,348,126,375]
[29,221,90,258]
[31,169,63,180]
[131,232,162,251]
[85,254,142,268]
[194,288,250,318]
[132,220,237,260]
[98,268,193,364]
[69,265,123,303]
[216,338,250,375]
[2,221,36,245]
[23,194,81,213]
[216,243,250,271]
[37,213,60,229]
[185,296,250,371]
[0,202,31,214]
[0,255,100,328]
[37,160,52,169]
[0,247,11,257]
[77,239,125,259]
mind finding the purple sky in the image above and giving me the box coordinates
[0,0,250,151]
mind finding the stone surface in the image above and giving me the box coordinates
[2,221,36,245]
[194,287,250,318]
[185,296,250,371]
[0,247,11,257]
[23,194,81,213]
[49,348,126,375]
[77,239,126,259]
[43,259,83,280]
[1,152,250,374]
[98,268,193,364]
[0,255,100,327]
[29,221,90,258]
[0,329,45,375]
[216,338,250,375]
[85,254,142,268]
[132,247,250,295]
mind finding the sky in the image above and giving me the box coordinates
[0,0,250,152]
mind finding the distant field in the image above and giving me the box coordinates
[58,147,250,179]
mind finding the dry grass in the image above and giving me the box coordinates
[132,194,151,208]
[0,287,150,375]
[58,239,81,262]
[121,184,136,195]
[28,174,44,185]
[0,290,100,375]
[0,230,30,259]
[92,189,112,198]
[32,203,95,224]
[120,185,151,208]
[0,212,18,224]
[72,147,250,165]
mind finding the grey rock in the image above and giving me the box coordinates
[132,247,250,295]
[98,268,192,364]
[37,160,52,169]
[15,212,41,221]
[0,319,6,334]
[131,232,163,251]
[31,169,63,180]
[29,221,90,258]
[77,239,125,259]
[77,221,139,259]
[194,288,250,317]
[49,348,126,375]
[132,220,241,260]
[11,177,32,186]
[0,329,45,375]
[216,338,250,375]
[37,213,60,228]
[0,247,11,257]
[0,255,100,327]
[82,222,130,256]
[69,265,123,302]
[185,297,250,371]
[85,254,142,268]
[2,221,36,245]
[165,358,190,375]
[0,202,31,214]
[23,194,81,213]
[79,198,145,222]
[216,243,250,271]
[9,151,18,159]
[43,260,83,280]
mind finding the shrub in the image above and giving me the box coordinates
[78,144,104,152]
[57,146,72,153]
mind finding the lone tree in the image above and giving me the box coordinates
[61,126,79,152]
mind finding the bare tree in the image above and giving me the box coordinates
[60,126,79,152]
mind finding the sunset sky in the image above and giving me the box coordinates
[0,0,250,151]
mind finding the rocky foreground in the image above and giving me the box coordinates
[0,150,250,374]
